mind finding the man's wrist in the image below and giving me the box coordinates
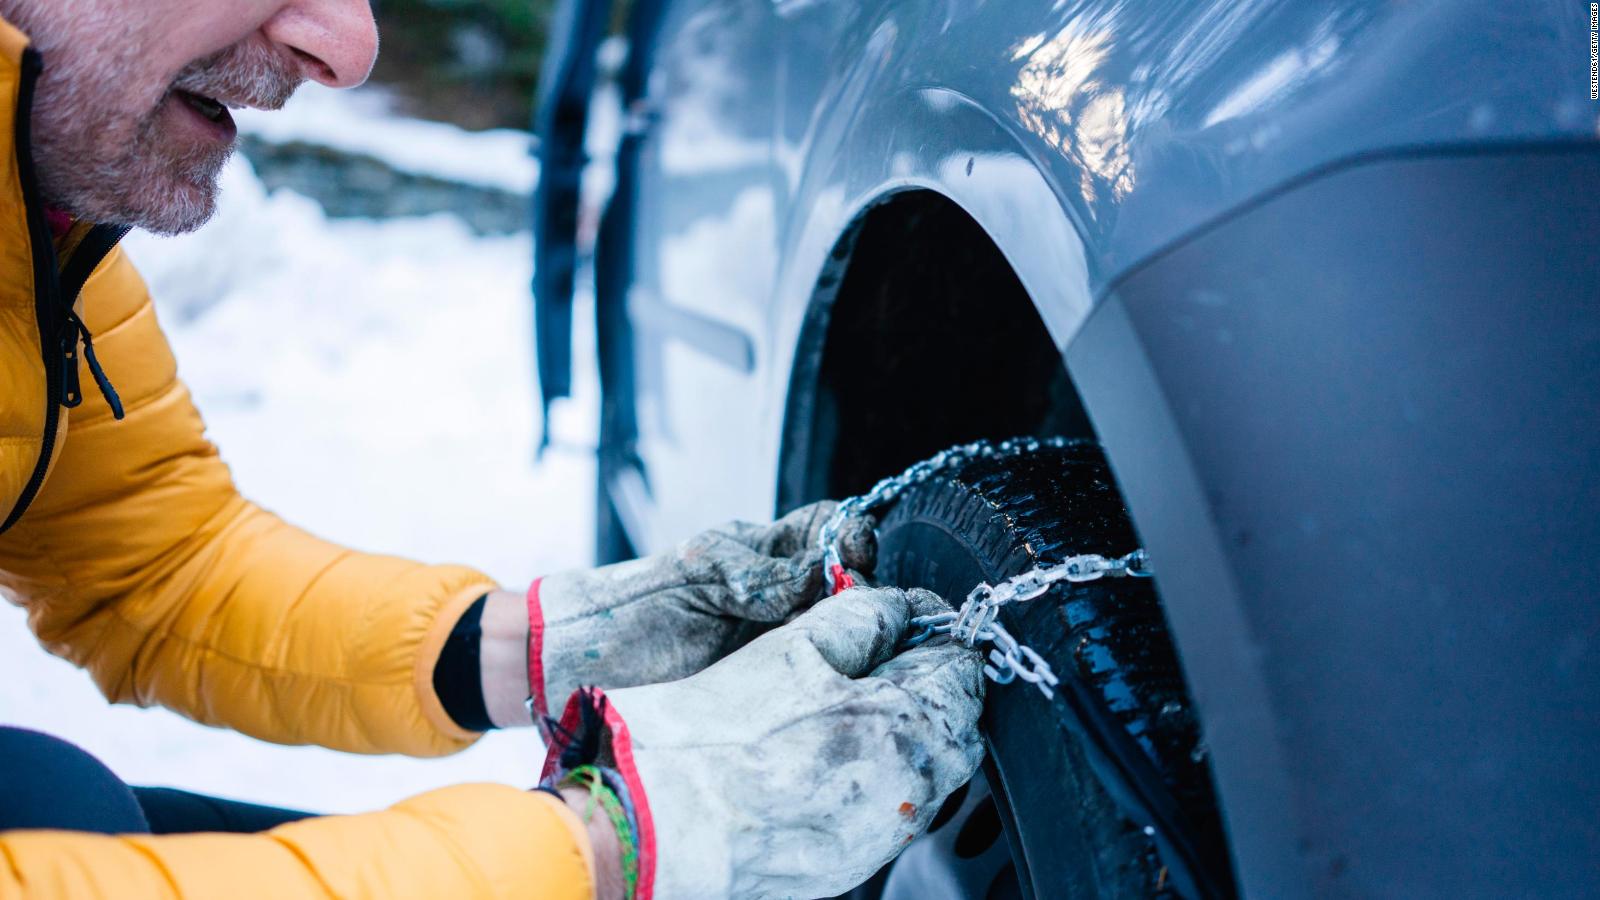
[481,589,535,728]
[558,786,626,900]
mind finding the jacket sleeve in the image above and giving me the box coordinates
[0,783,595,899]
[0,248,498,756]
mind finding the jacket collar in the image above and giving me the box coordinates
[0,14,130,307]
[0,15,39,309]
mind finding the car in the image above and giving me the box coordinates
[531,1,1600,897]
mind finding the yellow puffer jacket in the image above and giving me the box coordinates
[0,19,591,899]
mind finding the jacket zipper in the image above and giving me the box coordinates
[0,49,129,535]
[58,223,132,418]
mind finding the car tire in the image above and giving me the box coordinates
[863,440,1233,899]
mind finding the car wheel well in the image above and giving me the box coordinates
[779,189,1095,508]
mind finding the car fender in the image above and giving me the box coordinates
[766,72,1308,896]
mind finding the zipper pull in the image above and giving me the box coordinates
[61,313,124,420]
[60,320,83,409]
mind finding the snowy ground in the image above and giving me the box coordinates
[0,96,599,814]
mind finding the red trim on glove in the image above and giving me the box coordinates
[526,578,549,720]
[599,694,657,900]
[830,563,856,594]
[541,688,660,900]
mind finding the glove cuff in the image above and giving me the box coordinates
[541,687,659,900]
[526,578,550,721]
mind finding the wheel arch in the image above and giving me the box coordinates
[760,70,1303,897]
[767,85,1106,510]
[768,181,1301,898]
[774,186,1094,510]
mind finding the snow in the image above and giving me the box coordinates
[237,83,539,194]
[0,114,598,814]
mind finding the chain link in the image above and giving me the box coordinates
[819,436,1076,592]
[818,437,1151,699]
[905,548,1151,697]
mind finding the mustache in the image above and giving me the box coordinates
[169,40,302,111]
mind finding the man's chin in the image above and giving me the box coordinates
[131,178,222,236]
[41,106,233,235]
[57,154,228,236]
[128,114,232,233]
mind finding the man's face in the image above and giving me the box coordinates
[1,0,377,234]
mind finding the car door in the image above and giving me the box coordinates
[613,0,787,549]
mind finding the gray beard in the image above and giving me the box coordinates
[34,99,232,236]
[10,2,217,234]
[7,1,298,235]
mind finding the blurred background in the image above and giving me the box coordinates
[372,0,558,129]
[1,2,595,813]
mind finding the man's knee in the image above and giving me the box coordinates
[0,727,149,834]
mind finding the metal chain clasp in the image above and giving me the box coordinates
[819,437,1152,699]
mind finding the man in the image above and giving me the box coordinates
[0,1,984,898]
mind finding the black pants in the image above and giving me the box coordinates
[0,726,314,835]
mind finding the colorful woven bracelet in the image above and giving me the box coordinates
[560,764,641,900]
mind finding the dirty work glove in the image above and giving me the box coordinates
[527,501,877,717]
[541,585,985,900]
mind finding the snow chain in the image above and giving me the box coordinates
[818,436,1152,699]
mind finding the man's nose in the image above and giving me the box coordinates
[262,0,379,89]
